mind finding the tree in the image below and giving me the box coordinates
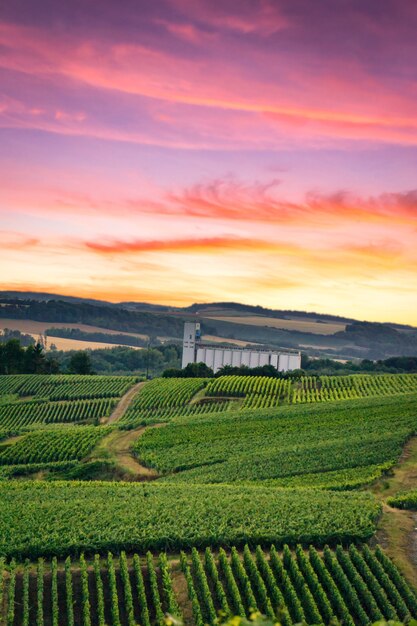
[24,343,46,374]
[1,340,25,374]
[68,351,93,374]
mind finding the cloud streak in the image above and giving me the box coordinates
[1,1,417,323]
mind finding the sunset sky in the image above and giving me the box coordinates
[1,0,417,324]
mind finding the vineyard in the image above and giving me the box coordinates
[206,376,292,409]
[0,375,138,400]
[119,374,417,427]
[120,378,207,425]
[0,375,138,432]
[291,374,417,404]
[387,490,417,510]
[0,482,379,558]
[0,370,416,621]
[135,394,417,486]
[0,427,110,465]
[1,544,416,626]
[0,397,117,429]
[204,374,417,408]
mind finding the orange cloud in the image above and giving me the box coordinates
[1,231,39,249]
[85,235,289,255]
[165,179,417,226]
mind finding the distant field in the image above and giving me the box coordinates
[202,334,252,347]
[0,318,146,350]
[204,315,346,334]
[43,335,143,351]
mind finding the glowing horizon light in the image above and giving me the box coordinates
[0,0,416,325]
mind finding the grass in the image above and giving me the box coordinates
[371,437,417,588]
[88,426,160,478]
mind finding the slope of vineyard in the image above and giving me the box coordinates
[134,394,417,486]
[292,373,417,403]
[0,426,110,465]
[0,482,379,558]
[0,370,417,616]
[1,545,416,626]
[1,550,180,626]
[0,374,138,400]
[120,377,208,425]
[0,397,117,429]
[0,375,138,432]
[117,373,417,428]
[205,374,417,407]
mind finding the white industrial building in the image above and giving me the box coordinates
[182,322,301,373]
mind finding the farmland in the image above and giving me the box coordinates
[0,482,380,558]
[135,394,417,486]
[1,545,416,626]
[204,314,347,334]
[0,371,416,623]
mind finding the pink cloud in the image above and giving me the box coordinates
[1,16,417,149]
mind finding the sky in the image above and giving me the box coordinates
[1,0,417,324]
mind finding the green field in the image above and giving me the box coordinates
[134,394,417,486]
[0,374,137,431]
[0,481,380,558]
[0,371,416,623]
[1,545,416,626]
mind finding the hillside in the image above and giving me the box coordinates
[0,372,417,624]
[1,292,417,360]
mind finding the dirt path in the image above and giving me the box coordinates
[92,424,163,479]
[371,436,417,587]
[106,381,146,424]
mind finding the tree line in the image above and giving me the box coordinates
[0,339,94,375]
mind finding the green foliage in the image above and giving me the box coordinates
[204,547,231,616]
[133,553,151,626]
[163,362,214,377]
[160,552,181,617]
[80,553,91,626]
[22,559,30,626]
[374,546,417,616]
[65,556,74,626]
[93,555,106,626]
[0,427,109,465]
[51,557,59,626]
[0,373,137,400]
[137,394,417,486]
[36,559,44,626]
[181,551,204,626]
[0,546,416,626]
[107,552,121,626]
[218,547,246,617]
[120,551,136,626]
[0,481,380,558]
[121,377,208,425]
[0,397,117,429]
[292,373,417,403]
[68,351,93,375]
[387,490,417,510]
[147,551,165,626]
[7,559,16,626]
[191,548,217,624]
[0,339,49,375]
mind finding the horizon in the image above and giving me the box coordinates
[1,1,417,324]
[2,288,416,328]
